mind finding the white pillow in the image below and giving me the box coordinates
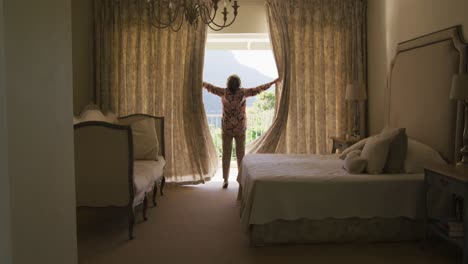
[80,109,108,122]
[380,127,408,173]
[131,118,160,161]
[76,104,119,124]
[361,136,391,174]
[404,139,446,173]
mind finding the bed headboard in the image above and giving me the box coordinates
[387,26,467,163]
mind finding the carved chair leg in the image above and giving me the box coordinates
[129,206,135,240]
[153,184,158,207]
[160,176,166,196]
[143,196,148,222]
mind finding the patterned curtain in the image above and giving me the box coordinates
[249,0,367,154]
[94,0,218,183]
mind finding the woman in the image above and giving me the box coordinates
[203,75,280,188]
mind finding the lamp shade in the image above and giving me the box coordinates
[450,74,468,100]
[345,83,367,100]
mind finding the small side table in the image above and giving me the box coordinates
[424,165,468,264]
[330,136,359,154]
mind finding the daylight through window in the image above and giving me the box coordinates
[203,34,278,160]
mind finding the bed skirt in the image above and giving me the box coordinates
[249,217,424,246]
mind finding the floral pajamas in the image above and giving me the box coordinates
[222,134,245,180]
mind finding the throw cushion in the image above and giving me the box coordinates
[73,116,80,125]
[404,138,446,173]
[80,109,108,122]
[361,136,391,174]
[77,104,119,124]
[131,118,160,161]
[344,150,367,174]
[104,112,119,124]
[380,127,408,173]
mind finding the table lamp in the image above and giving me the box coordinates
[346,83,367,138]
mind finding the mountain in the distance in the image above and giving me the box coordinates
[203,50,276,114]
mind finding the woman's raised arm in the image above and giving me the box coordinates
[202,81,225,97]
[244,78,280,97]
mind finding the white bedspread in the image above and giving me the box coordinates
[239,154,425,229]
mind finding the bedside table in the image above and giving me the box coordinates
[330,136,359,154]
[424,165,468,263]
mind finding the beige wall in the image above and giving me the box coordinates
[0,0,12,262]
[208,0,268,34]
[4,0,78,263]
[367,0,468,134]
[72,0,94,114]
[367,0,387,134]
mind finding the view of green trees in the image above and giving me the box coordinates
[209,91,275,160]
[252,91,275,111]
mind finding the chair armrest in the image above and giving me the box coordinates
[74,121,134,208]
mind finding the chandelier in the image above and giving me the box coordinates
[145,0,240,32]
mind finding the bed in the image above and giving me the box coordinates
[238,26,468,245]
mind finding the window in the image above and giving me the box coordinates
[203,34,277,159]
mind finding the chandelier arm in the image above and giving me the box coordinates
[197,4,218,25]
[169,10,185,32]
[150,7,176,29]
[148,2,171,27]
[205,5,238,28]
[206,14,235,28]
[207,23,227,31]
[217,13,238,27]
[151,3,183,27]
[150,13,172,27]
[150,18,172,29]
[170,5,183,24]
[206,15,238,31]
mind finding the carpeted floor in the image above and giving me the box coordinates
[77,170,460,264]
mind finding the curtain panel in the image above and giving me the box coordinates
[250,0,367,154]
[94,0,218,183]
